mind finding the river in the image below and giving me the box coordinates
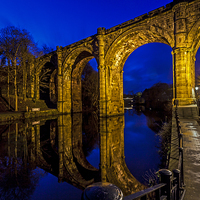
[0,107,169,200]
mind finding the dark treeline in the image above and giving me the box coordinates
[82,63,98,111]
[124,82,172,113]
[142,82,172,112]
[0,26,99,112]
[0,26,54,111]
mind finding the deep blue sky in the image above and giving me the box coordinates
[0,0,178,93]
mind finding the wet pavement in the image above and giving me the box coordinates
[178,106,200,200]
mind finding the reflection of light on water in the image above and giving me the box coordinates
[124,111,161,184]
[86,148,100,169]
[124,107,133,110]
[33,167,48,179]
[30,169,82,200]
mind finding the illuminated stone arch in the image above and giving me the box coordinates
[58,46,98,113]
[99,116,144,196]
[57,115,99,188]
[102,25,173,116]
[185,18,200,100]
[36,0,200,116]
[34,54,57,101]
[187,18,200,65]
[187,17,200,53]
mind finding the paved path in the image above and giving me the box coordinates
[177,106,200,200]
[180,119,200,200]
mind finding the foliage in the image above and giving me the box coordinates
[142,82,172,112]
[142,82,172,102]
[39,68,52,93]
[82,112,99,157]
[0,26,54,104]
[157,121,172,169]
[41,44,54,55]
[0,157,44,200]
[142,121,172,187]
[0,26,37,62]
[82,63,98,110]
[142,169,159,187]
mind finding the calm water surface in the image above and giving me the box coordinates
[0,108,165,200]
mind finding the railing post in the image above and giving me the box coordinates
[159,169,172,200]
[179,133,183,148]
[173,169,180,200]
[179,147,184,187]
[174,99,179,108]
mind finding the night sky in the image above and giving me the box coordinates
[1,0,195,93]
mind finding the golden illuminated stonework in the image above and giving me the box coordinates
[35,0,200,116]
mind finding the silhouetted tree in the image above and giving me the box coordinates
[82,63,98,110]
[0,26,37,110]
[0,26,55,110]
[142,82,172,112]
[0,157,43,200]
[41,44,54,55]
[82,112,99,157]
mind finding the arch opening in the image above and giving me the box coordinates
[123,42,173,105]
[81,58,98,112]
[103,26,173,116]
[70,51,98,113]
[122,43,173,185]
[82,112,99,170]
[40,62,57,109]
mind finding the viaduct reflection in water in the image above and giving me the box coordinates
[0,112,146,199]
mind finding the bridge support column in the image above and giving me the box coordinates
[34,73,40,101]
[57,74,71,113]
[57,46,63,112]
[172,48,196,105]
[97,27,108,117]
[62,73,72,113]
[97,27,124,116]
[57,46,72,113]
[172,2,196,105]
[72,79,82,113]
[27,58,35,99]
[57,74,63,112]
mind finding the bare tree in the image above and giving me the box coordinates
[0,26,37,110]
[82,63,99,110]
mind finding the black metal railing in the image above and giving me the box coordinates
[124,103,186,200]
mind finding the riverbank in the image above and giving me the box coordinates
[0,94,60,123]
[0,109,59,124]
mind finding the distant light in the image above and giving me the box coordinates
[195,87,199,90]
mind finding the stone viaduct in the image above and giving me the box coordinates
[31,0,200,117]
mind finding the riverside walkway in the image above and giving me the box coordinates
[177,105,200,200]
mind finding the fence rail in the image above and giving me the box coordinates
[124,102,186,200]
